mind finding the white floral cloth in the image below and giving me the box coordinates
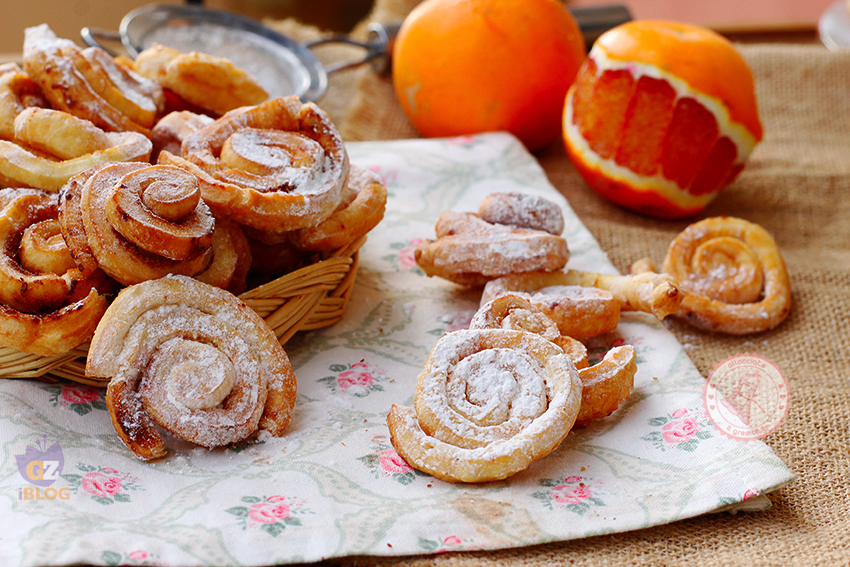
[0,133,793,567]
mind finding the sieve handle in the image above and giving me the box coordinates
[80,27,125,57]
[303,21,400,76]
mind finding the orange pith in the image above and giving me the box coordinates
[563,20,762,218]
[393,0,586,151]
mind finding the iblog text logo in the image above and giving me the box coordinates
[15,435,71,501]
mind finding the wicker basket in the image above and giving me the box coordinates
[0,235,366,386]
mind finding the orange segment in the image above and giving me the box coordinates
[615,75,676,176]
[563,20,762,219]
[595,20,763,141]
[661,97,720,189]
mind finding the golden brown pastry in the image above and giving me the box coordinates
[633,216,791,334]
[469,293,635,425]
[0,62,49,141]
[0,108,152,191]
[150,110,214,162]
[0,188,112,355]
[387,328,582,483]
[482,268,682,323]
[469,293,589,365]
[480,273,621,340]
[194,217,252,295]
[88,275,297,460]
[290,165,387,252]
[58,162,214,285]
[22,24,164,135]
[415,211,570,286]
[158,96,349,232]
[477,192,564,235]
[134,44,268,116]
[574,346,636,426]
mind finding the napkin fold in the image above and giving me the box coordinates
[0,134,792,567]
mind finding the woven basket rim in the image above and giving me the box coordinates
[0,235,366,382]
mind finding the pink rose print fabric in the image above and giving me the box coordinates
[642,408,715,452]
[359,437,427,485]
[226,495,310,537]
[61,464,143,504]
[43,384,107,416]
[319,360,389,397]
[383,238,427,275]
[532,476,605,514]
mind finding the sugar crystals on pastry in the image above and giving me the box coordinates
[58,162,215,285]
[88,275,297,460]
[158,96,349,233]
[387,328,582,483]
[22,24,164,135]
[632,216,791,334]
[415,210,570,286]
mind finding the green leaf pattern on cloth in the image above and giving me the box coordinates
[0,134,793,567]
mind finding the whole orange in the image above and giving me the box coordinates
[392,0,586,151]
[563,20,763,218]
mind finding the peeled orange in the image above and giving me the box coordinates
[563,20,763,218]
[392,0,586,151]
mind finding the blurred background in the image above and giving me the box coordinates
[0,0,837,54]
[0,0,374,53]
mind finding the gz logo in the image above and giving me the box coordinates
[15,435,70,500]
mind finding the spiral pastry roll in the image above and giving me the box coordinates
[469,293,635,424]
[194,217,252,295]
[87,275,297,460]
[387,329,582,483]
[59,162,215,285]
[159,96,349,232]
[290,165,387,251]
[23,24,164,135]
[0,188,112,355]
[150,110,214,162]
[658,217,791,334]
[469,294,588,367]
[0,107,152,192]
[479,272,621,340]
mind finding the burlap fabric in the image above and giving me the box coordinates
[265,1,850,564]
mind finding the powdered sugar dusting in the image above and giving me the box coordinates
[478,192,564,235]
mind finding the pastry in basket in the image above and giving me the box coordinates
[415,208,570,287]
[194,216,252,295]
[0,62,49,141]
[0,188,114,355]
[631,216,791,334]
[133,44,269,117]
[289,164,388,252]
[470,294,636,427]
[387,328,582,483]
[158,96,349,232]
[88,275,297,460]
[22,24,164,135]
[0,107,152,191]
[58,162,215,285]
[150,110,214,162]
